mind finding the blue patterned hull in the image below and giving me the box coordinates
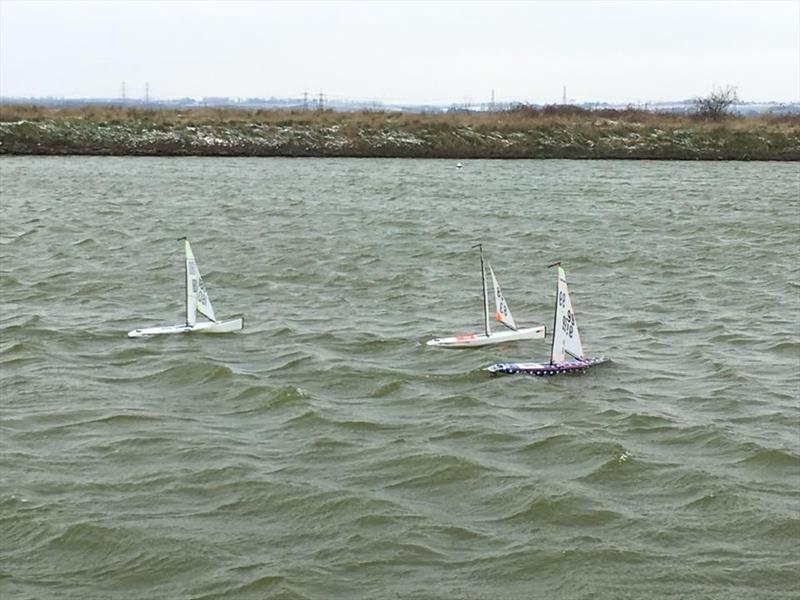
[486,356,610,377]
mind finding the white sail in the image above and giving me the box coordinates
[550,265,584,363]
[488,263,517,331]
[184,239,216,325]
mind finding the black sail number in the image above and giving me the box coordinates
[561,309,574,338]
[496,289,508,317]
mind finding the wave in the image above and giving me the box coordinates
[72,237,98,247]
[369,379,405,398]
[96,361,242,386]
[84,412,164,426]
[574,447,653,484]
[0,496,56,551]
[284,407,386,434]
[736,446,800,470]
[680,488,750,511]
[189,574,294,600]
[615,412,676,433]
[498,493,623,528]
[0,339,39,364]
[105,345,161,363]
[21,412,165,438]
[430,426,523,446]
[0,226,41,245]
[0,314,41,331]
[29,521,222,586]
[762,340,800,356]
[226,385,310,414]
[68,280,124,298]
[377,452,496,490]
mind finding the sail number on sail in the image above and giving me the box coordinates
[562,311,575,338]
[495,288,510,319]
[558,291,575,338]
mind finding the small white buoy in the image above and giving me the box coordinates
[456,162,463,169]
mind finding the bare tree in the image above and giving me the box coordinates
[694,85,740,120]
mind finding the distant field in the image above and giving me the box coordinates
[1,104,798,159]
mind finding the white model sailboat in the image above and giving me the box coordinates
[486,263,608,375]
[127,238,244,338]
[427,244,546,348]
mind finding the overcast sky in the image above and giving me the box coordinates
[1,0,798,104]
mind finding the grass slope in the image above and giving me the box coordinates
[1,104,798,160]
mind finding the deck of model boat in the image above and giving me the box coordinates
[427,325,546,348]
[128,317,244,338]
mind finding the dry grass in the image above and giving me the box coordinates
[1,103,796,133]
[2,102,797,159]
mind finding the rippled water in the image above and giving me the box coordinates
[1,157,798,599]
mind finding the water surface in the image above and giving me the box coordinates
[1,157,798,599]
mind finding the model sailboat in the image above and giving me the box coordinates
[427,244,546,348]
[486,263,608,375]
[127,238,244,338]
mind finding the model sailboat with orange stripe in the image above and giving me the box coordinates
[427,244,546,348]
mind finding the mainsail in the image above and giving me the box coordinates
[550,265,584,363]
[184,239,216,325]
[488,263,517,331]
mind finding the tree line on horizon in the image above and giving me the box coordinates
[1,85,798,120]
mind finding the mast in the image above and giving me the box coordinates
[473,243,490,337]
[178,237,188,326]
[548,261,560,364]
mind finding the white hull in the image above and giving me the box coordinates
[128,316,244,338]
[427,325,545,348]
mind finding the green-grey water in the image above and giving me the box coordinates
[1,157,798,599]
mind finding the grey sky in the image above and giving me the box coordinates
[1,0,798,104]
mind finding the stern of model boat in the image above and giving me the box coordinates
[191,316,244,334]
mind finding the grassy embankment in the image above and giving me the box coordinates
[1,104,798,160]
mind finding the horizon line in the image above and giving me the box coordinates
[1,94,798,107]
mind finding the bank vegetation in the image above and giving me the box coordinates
[1,104,798,160]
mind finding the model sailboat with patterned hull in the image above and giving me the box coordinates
[486,263,608,375]
[127,238,244,338]
[427,244,546,348]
